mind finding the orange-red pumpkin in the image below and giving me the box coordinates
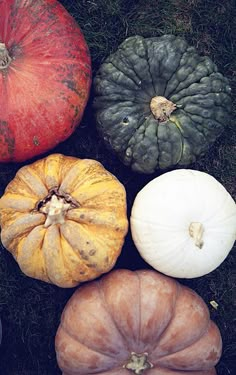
[0,0,91,162]
[55,269,222,374]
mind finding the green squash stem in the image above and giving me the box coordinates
[150,96,176,122]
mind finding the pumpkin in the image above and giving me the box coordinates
[93,35,232,173]
[0,0,91,162]
[0,154,128,287]
[55,269,222,375]
[130,169,236,278]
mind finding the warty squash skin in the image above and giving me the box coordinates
[0,0,91,162]
[0,154,128,287]
[93,35,232,173]
[55,269,222,375]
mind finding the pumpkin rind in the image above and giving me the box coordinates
[55,269,222,374]
[0,0,91,162]
[130,169,236,278]
[0,154,128,287]
[93,35,232,173]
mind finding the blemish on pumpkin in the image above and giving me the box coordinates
[80,214,85,219]
[80,250,89,261]
[87,263,97,268]
[33,136,40,146]
[62,79,79,96]
[206,349,219,362]
[89,249,96,256]
[0,120,15,159]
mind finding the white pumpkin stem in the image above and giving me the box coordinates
[150,96,176,122]
[123,352,153,374]
[39,194,71,227]
[189,222,204,249]
[0,43,12,69]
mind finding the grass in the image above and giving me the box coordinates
[0,0,236,374]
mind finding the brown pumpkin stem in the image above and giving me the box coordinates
[189,222,204,249]
[35,187,80,228]
[0,43,12,70]
[123,352,153,374]
[150,96,176,122]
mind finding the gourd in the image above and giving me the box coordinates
[93,35,232,173]
[130,169,236,278]
[0,154,128,287]
[0,0,91,162]
[55,268,222,375]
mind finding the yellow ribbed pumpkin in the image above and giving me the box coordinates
[0,154,128,287]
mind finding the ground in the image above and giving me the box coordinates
[0,0,235,374]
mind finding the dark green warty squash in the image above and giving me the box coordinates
[93,35,232,173]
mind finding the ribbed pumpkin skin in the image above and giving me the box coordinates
[0,154,128,287]
[93,35,232,173]
[0,0,91,162]
[55,269,222,375]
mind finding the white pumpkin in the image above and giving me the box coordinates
[130,169,236,278]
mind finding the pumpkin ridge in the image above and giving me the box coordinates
[126,115,156,167]
[107,59,147,95]
[59,230,91,280]
[99,64,139,95]
[172,114,207,161]
[97,278,131,353]
[148,36,189,98]
[41,225,67,285]
[8,1,61,51]
[0,211,45,250]
[60,291,125,362]
[60,323,119,362]
[151,286,212,362]
[118,36,156,97]
[163,118,184,165]
[16,167,48,199]
[17,225,48,281]
[169,74,231,105]
[195,185,234,225]
[164,48,202,98]
[179,111,209,143]
[64,219,120,265]
[171,58,216,97]
[134,271,142,349]
[154,321,220,372]
[149,282,181,357]
[142,40,157,97]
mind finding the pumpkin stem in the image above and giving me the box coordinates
[189,222,204,249]
[36,187,80,227]
[123,352,153,374]
[0,43,12,70]
[150,96,176,122]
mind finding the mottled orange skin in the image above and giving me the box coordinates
[0,0,91,162]
[55,269,222,374]
[0,154,128,287]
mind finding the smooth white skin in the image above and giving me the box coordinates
[131,169,236,278]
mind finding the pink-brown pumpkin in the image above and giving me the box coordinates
[55,269,222,375]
